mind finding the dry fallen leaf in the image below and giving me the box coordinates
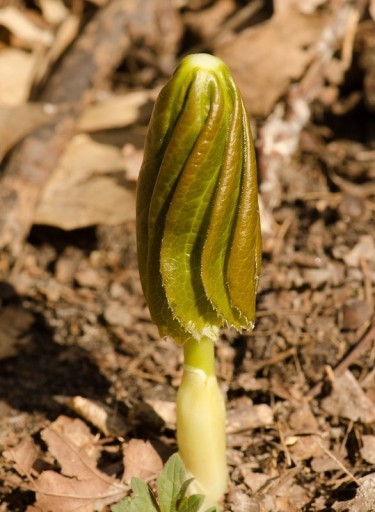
[343,235,375,266]
[128,0,183,74]
[77,91,152,132]
[3,435,40,477]
[33,13,81,87]
[0,6,52,48]
[240,468,272,493]
[31,416,126,512]
[0,103,55,164]
[371,0,375,21]
[122,143,144,182]
[183,0,236,41]
[32,470,125,512]
[303,0,329,13]
[40,416,102,474]
[122,439,163,484]
[0,48,36,106]
[38,0,70,26]
[34,134,136,229]
[216,6,327,116]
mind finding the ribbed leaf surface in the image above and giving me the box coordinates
[136,54,261,343]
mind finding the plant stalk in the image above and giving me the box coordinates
[176,338,227,508]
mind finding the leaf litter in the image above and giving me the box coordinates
[0,0,374,511]
[4,416,127,512]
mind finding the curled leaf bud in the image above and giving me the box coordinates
[137,53,261,344]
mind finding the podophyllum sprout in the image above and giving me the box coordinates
[136,53,261,507]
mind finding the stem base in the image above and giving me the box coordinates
[177,357,227,507]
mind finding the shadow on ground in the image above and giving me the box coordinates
[0,281,111,417]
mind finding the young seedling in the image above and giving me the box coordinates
[136,53,261,507]
[112,453,217,512]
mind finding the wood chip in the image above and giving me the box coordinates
[145,399,176,430]
[289,404,319,432]
[342,300,373,330]
[287,434,328,461]
[104,301,134,329]
[0,305,34,360]
[241,468,272,493]
[321,370,375,424]
[343,235,375,267]
[227,489,265,512]
[360,435,375,465]
[55,396,129,437]
[227,397,273,433]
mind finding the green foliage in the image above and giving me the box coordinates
[136,53,261,345]
[111,454,217,512]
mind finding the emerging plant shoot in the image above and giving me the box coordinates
[136,53,261,507]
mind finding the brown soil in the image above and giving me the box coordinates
[0,1,374,511]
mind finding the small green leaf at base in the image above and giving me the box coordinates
[111,477,159,512]
[157,453,185,511]
[178,494,204,512]
[111,453,217,512]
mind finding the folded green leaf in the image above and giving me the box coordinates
[137,53,261,343]
[175,478,195,509]
[178,494,204,512]
[157,452,186,512]
[111,478,159,512]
